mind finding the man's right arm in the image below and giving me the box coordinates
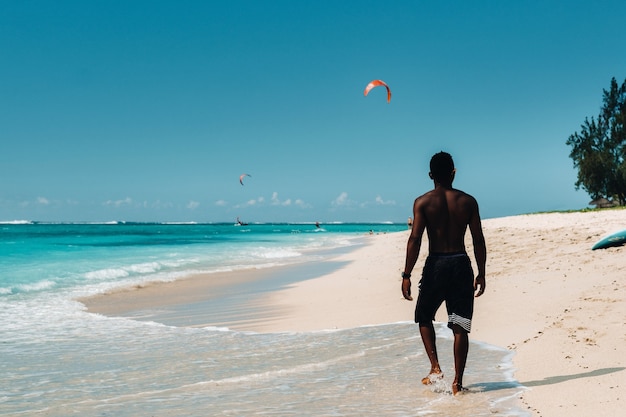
[402,198,426,300]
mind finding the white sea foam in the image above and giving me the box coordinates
[16,279,56,292]
[84,268,130,280]
[83,262,163,281]
[256,248,302,259]
[126,262,161,274]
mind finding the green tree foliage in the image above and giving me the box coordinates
[566,77,626,205]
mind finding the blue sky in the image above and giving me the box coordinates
[1,1,625,223]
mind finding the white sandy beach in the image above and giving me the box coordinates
[82,209,626,417]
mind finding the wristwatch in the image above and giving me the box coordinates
[401,272,411,279]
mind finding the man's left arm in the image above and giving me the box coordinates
[468,199,486,297]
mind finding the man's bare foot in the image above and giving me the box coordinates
[421,371,443,385]
[452,382,467,395]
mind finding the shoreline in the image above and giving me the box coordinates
[79,259,354,329]
[79,232,415,331]
[80,209,626,416]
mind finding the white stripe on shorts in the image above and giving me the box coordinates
[449,313,472,332]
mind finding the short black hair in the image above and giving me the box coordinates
[430,151,455,182]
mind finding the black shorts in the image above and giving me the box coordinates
[414,252,475,332]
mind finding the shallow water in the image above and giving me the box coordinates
[1,311,527,416]
[0,223,528,416]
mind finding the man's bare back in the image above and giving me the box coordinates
[415,187,479,254]
[403,184,485,295]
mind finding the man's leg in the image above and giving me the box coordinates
[419,321,442,384]
[451,324,469,394]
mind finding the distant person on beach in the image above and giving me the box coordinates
[401,151,486,395]
[407,217,413,228]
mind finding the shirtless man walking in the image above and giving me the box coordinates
[401,151,486,395]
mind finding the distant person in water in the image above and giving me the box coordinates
[401,151,486,395]
[407,217,413,228]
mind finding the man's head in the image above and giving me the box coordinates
[429,151,455,184]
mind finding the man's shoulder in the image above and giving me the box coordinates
[446,187,476,200]
[414,188,478,206]
[417,187,474,198]
[414,189,438,203]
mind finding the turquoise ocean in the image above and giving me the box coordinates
[0,222,528,416]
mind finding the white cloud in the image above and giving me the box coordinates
[187,200,200,210]
[374,195,396,206]
[234,197,265,209]
[270,192,311,208]
[142,200,173,209]
[271,192,292,206]
[19,197,49,207]
[232,194,310,210]
[103,197,132,208]
[332,192,354,207]
[215,200,228,207]
[294,199,311,208]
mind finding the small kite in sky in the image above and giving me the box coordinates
[239,173,251,185]
[364,79,391,103]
